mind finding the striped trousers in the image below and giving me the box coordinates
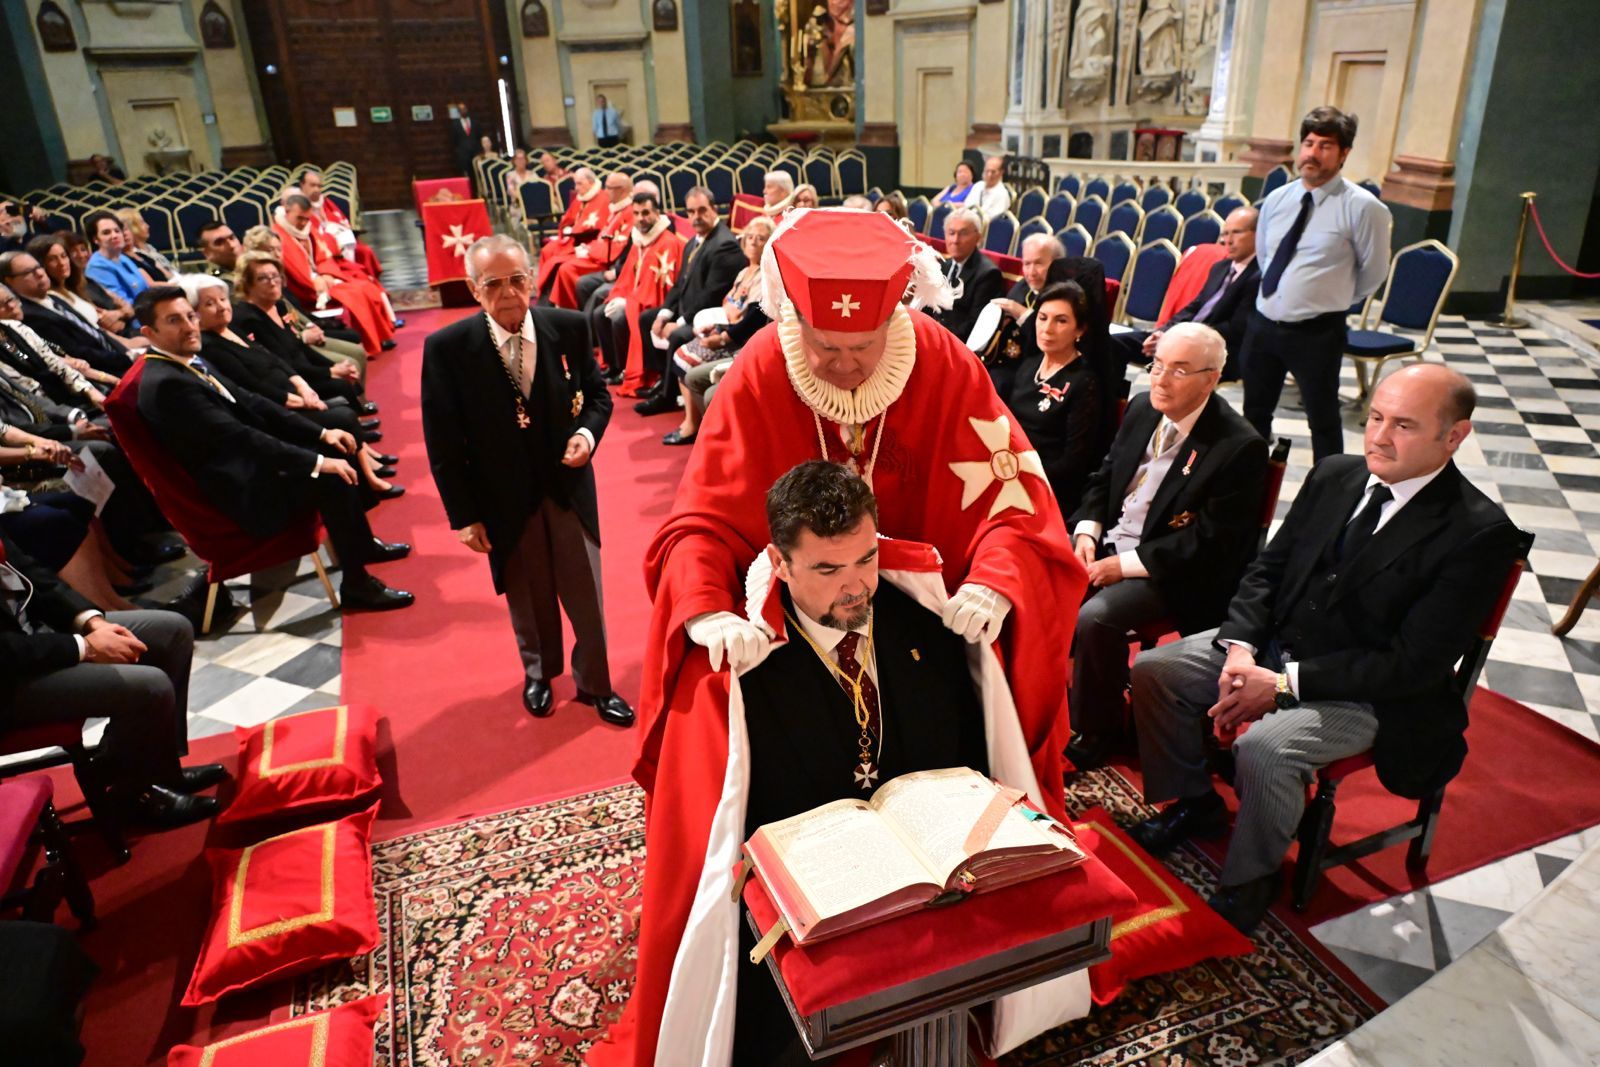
[1130,629,1378,885]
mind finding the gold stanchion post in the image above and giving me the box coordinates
[1490,191,1536,329]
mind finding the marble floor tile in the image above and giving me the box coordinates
[1310,891,1438,971]
[1427,851,1548,915]
[202,677,318,729]
[1489,627,1580,673]
[210,631,317,675]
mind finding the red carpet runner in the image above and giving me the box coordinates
[59,309,1600,1062]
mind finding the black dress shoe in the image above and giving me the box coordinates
[123,785,219,829]
[360,417,382,431]
[523,679,554,717]
[367,538,411,563]
[1064,731,1115,772]
[341,574,414,611]
[381,339,398,351]
[1128,793,1228,856]
[577,690,636,727]
[359,401,380,416]
[363,429,384,443]
[127,539,188,566]
[375,453,399,466]
[603,369,624,386]
[661,429,696,446]
[1207,871,1280,936]
[372,483,405,501]
[176,763,229,792]
[375,466,397,480]
[633,392,678,416]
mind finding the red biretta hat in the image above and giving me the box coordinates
[770,210,920,331]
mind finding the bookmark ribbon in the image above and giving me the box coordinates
[731,856,754,902]
[961,785,1027,856]
[749,917,790,965]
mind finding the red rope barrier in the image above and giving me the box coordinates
[1527,201,1600,278]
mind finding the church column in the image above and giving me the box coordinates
[1193,0,1242,162]
[859,0,899,190]
[649,4,695,141]
[965,0,1010,150]
[1236,0,1309,183]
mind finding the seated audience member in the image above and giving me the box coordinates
[547,171,634,310]
[234,249,368,386]
[922,207,1003,344]
[237,224,369,367]
[534,168,609,298]
[991,280,1103,510]
[1064,323,1267,769]
[1110,206,1259,381]
[665,216,773,446]
[179,274,397,499]
[0,272,109,408]
[538,152,570,184]
[133,285,414,612]
[790,184,821,211]
[977,155,1012,222]
[82,209,150,310]
[732,460,989,1065]
[761,171,796,217]
[978,233,1064,395]
[1127,364,1521,935]
[274,195,397,356]
[839,194,873,211]
[87,154,126,184]
[15,237,139,374]
[504,148,539,231]
[933,160,979,205]
[289,168,384,280]
[64,231,137,337]
[1,527,224,828]
[588,187,680,383]
[633,187,745,411]
[0,470,137,612]
[115,208,176,282]
[873,191,908,222]
[1,200,52,255]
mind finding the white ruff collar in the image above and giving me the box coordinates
[631,216,672,247]
[780,302,916,425]
[577,182,603,203]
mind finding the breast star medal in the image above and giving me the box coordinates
[1036,381,1069,413]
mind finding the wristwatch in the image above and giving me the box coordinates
[1274,671,1299,710]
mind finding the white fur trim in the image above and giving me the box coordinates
[742,549,779,639]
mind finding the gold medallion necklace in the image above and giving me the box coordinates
[784,609,880,790]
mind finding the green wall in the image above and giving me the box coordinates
[687,0,781,143]
[0,4,68,194]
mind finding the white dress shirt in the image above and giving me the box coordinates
[1073,401,1206,578]
[1254,175,1391,322]
[978,181,1012,225]
[485,312,596,452]
[794,602,878,686]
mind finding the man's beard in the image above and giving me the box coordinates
[821,596,871,631]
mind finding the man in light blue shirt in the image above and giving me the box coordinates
[592,94,622,148]
[1241,106,1390,463]
[83,209,149,320]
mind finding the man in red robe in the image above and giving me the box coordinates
[546,171,634,309]
[275,196,395,356]
[291,168,384,281]
[533,168,608,296]
[592,209,1089,1066]
[599,191,683,390]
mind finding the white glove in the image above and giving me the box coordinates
[941,583,1012,645]
[686,611,771,673]
[575,243,590,259]
[604,297,625,317]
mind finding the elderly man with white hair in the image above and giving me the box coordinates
[760,170,795,215]
[975,232,1064,385]
[978,154,1013,222]
[1063,321,1268,770]
[534,167,612,294]
[922,205,1004,343]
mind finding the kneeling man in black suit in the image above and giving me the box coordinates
[1065,322,1267,769]
[1127,363,1521,934]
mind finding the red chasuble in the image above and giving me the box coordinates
[610,224,685,395]
[548,201,635,309]
[535,185,610,293]
[591,311,1088,1066]
[273,220,394,356]
[314,195,384,279]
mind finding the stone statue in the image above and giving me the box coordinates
[1067,0,1114,79]
[1138,0,1181,77]
[801,0,856,89]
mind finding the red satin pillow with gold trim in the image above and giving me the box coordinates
[167,994,386,1065]
[182,805,380,1006]
[217,704,382,825]
[1072,807,1255,1004]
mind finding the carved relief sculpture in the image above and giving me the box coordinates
[200,0,236,50]
[36,0,77,53]
[653,0,679,32]
[1180,0,1220,115]
[520,0,550,38]
[1065,0,1113,105]
[1131,0,1181,102]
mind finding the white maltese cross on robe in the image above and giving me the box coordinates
[948,415,1047,518]
[441,224,476,259]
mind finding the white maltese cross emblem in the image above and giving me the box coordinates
[948,415,1047,518]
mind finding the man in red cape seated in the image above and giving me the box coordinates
[591,208,1089,1066]
[534,167,609,295]
[547,172,635,309]
[275,195,396,356]
[605,193,684,394]
[288,167,385,281]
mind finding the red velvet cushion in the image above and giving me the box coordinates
[0,776,51,889]
[217,705,382,826]
[166,994,386,1065]
[1072,807,1255,1005]
[182,805,380,1006]
[743,840,1138,1016]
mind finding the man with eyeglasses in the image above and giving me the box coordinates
[1064,323,1267,770]
[421,235,632,727]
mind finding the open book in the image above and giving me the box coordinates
[743,767,1086,958]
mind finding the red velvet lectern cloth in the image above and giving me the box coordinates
[421,198,493,287]
[743,853,1138,1016]
[411,177,471,217]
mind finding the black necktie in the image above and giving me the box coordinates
[1260,191,1314,298]
[1337,484,1393,563]
[48,294,99,337]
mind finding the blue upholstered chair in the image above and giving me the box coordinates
[1212,192,1247,220]
[1073,195,1107,240]
[1058,223,1092,260]
[1091,231,1136,283]
[1014,187,1047,223]
[1177,210,1224,252]
[1139,204,1183,246]
[1174,188,1209,217]
[1044,192,1075,233]
[1118,239,1181,324]
[983,211,1020,256]
[1103,200,1144,241]
[1260,165,1293,199]
[1139,184,1173,211]
[1345,239,1460,408]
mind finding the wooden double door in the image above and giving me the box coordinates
[244,0,518,209]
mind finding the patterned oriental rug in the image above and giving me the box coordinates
[292,776,1378,1065]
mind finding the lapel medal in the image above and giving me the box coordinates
[571,390,584,418]
[1182,448,1198,476]
[560,353,572,381]
[1037,381,1068,413]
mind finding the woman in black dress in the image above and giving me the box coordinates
[991,280,1103,514]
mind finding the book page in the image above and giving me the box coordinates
[755,799,938,926]
[872,768,1062,881]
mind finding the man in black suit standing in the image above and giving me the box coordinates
[132,286,414,612]
[1126,363,1522,934]
[1064,323,1267,770]
[922,207,1004,345]
[449,102,478,178]
[421,235,632,726]
[633,187,746,416]
[1110,206,1259,380]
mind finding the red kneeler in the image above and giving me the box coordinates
[103,356,339,633]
